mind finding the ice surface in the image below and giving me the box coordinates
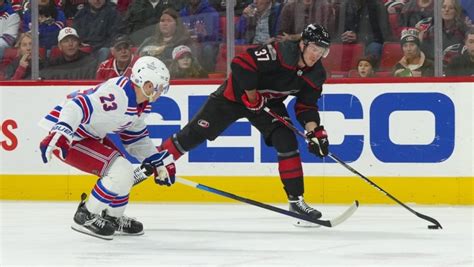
[0,201,472,266]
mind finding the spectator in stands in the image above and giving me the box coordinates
[0,0,20,58]
[356,56,376,77]
[169,45,207,78]
[4,32,45,79]
[460,0,473,23]
[341,0,392,62]
[235,0,281,45]
[422,0,468,60]
[398,0,434,39]
[41,27,98,79]
[138,8,193,65]
[393,28,434,77]
[180,0,220,72]
[123,0,171,44]
[277,0,335,41]
[22,0,65,50]
[210,0,253,16]
[73,0,124,63]
[384,0,409,14]
[62,0,88,18]
[96,34,137,80]
[446,27,474,76]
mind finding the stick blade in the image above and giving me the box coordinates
[328,200,359,227]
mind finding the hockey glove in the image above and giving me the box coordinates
[142,150,176,186]
[241,91,266,113]
[40,122,74,163]
[306,126,329,158]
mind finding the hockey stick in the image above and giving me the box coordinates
[263,106,443,229]
[175,177,358,228]
[133,169,358,228]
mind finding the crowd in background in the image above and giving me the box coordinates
[0,0,473,80]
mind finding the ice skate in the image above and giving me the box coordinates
[288,195,322,228]
[71,193,116,240]
[104,214,144,236]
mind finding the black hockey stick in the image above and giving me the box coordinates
[133,168,358,228]
[263,106,443,229]
[175,177,358,228]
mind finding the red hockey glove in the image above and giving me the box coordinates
[306,126,329,158]
[40,122,74,163]
[142,150,176,186]
[241,91,266,113]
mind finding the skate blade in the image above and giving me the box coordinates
[71,223,114,240]
[114,230,144,236]
[293,220,321,228]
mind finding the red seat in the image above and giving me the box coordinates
[388,13,401,39]
[214,43,257,73]
[219,16,239,41]
[322,43,364,72]
[380,42,403,71]
[329,71,348,78]
[348,69,359,77]
[375,71,392,77]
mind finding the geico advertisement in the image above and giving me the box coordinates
[0,82,472,176]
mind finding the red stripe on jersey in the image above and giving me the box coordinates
[223,74,236,102]
[232,57,257,72]
[77,96,90,123]
[301,75,319,89]
[159,138,183,161]
[50,110,60,118]
[278,156,303,180]
[119,77,128,88]
[295,102,318,116]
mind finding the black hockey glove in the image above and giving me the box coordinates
[306,126,329,158]
[241,91,266,113]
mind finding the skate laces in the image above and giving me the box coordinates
[84,214,107,229]
[296,199,316,213]
[116,216,134,232]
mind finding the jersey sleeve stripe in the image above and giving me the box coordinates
[119,128,150,145]
[233,55,257,72]
[72,95,94,124]
[294,102,318,116]
[76,125,100,140]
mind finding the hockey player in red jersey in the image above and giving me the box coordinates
[147,24,331,223]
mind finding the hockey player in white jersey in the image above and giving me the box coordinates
[39,56,174,240]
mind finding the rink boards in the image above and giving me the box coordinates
[0,79,473,204]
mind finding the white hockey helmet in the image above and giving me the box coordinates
[131,56,170,101]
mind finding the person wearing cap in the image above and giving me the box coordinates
[356,56,376,77]
[169,45,206,78]
[155,24,332,227]
[393,28,434,77]
[96,35,138,80]
[41,27,98,79]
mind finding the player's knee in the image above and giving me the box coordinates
[272,127,298,153]
[175,125,207,151]
[104,156,135,193]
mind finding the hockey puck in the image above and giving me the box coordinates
[427,225,439,229]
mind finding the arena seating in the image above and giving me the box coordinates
[322,43,364,72]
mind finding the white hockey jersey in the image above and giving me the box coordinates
[39,76,158,162]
